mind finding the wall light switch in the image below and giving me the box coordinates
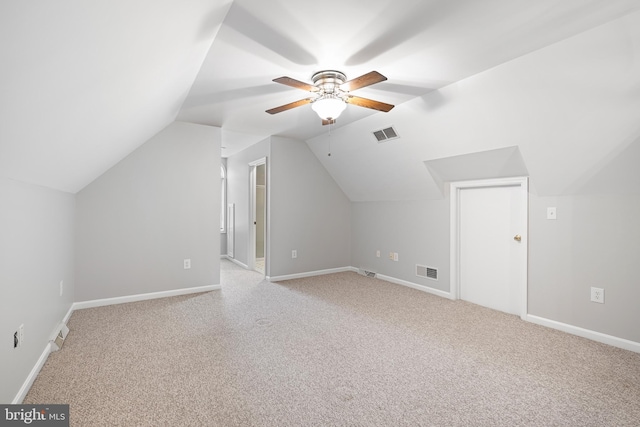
[393,252,399,262]
[292,250,297,259]
[183,259,191,269]
[376,250,380,258]
[547,207,557,220]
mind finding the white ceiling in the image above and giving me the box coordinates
[1,0,233,193]
[2,0,640,197]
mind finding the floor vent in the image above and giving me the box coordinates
[358,269,377,278]
[51,323,70,351]
[416,264,438,281]
[372,126,399,142]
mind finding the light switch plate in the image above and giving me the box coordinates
[547,207,557,220]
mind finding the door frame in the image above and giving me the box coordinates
[248,157,267,274]
[449,177,528,319]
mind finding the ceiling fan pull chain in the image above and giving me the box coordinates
[328,123,332,157]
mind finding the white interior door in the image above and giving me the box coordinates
[452,178,528,317]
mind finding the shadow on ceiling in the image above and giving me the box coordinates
[223,2,317,66]
[424,146,529,197]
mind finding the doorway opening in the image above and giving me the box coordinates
[450,177,528,318]
[249,158,267,275]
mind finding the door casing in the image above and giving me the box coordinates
[449,177,529,319]
[249,157,267,274]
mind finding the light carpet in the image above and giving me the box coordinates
[24,260,640,426]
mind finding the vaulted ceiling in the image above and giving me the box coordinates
[2,0,640,198]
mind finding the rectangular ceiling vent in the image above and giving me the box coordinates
[372,126,399,143]
[416,264,438,281]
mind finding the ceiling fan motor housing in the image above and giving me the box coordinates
[312,70,347,95]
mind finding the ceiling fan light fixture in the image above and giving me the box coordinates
[267,70,392,123]
[312,95,346,121]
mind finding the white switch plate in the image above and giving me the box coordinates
[183,259,191,269]
[547,207,557,220]
[393,252,399,262]
[376,250,380,258]
[59,280,64,297]
[292,250,297,259]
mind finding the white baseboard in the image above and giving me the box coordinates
[13,342,53,404]
[61,304,74,325]
[373,275,639,353]
[74,284,221,310]
[376,273,454,300]
[268,266,357,282]
[525,314,640,354]
[267,268,452,301]
[224,256,248,270]
[13,284,222,403]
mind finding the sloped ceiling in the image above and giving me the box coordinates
[2,0,640,198]
[0,0,233,193]
[307,7,640,200]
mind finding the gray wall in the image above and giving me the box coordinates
[528,193,640,343]
[349,191,640,344]
[350,199,450,292]
[75,122,221,301]
[269,137,351,277]
[225,138,270,268]
[0,178,75,403]
[226,136,351,277]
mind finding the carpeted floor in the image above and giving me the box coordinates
[24,260,640,426]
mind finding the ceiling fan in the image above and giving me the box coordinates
[266,70,394,125]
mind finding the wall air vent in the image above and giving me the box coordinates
[372,126,399,143]
[358,268,376,278]
[416,264,438,281]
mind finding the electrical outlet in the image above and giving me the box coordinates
[183,259,191,269]
[292,250,297,259]
[547,207,557,220]
[591,287,604,304]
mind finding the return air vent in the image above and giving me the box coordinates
[416,264,438,281]
[51,323,70,351]
[358,268,376,278]
[372,126,399,142]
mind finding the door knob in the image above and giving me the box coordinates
[513,234,522,242]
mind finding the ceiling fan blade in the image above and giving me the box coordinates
[322,119,336,126]
[345,95,394,112]
[266,98,313,114]
[340,71,387,92]
[273,77,318,92]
